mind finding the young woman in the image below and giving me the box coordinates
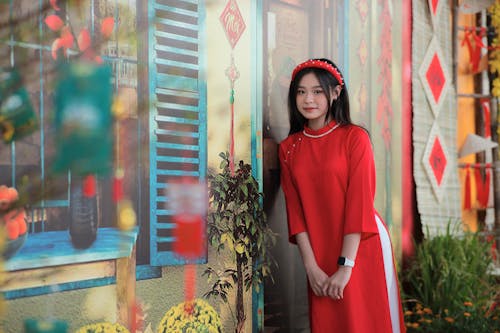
[279,58,406,332]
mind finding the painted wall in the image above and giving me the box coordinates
[2,1,257,332]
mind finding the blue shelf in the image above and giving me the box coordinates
[4,227,138,271]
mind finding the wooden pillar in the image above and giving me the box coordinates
[116,245,136,329]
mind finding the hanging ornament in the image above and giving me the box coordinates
[220,0,245,175]
[117,198,136,231]
[0,67,38,143]
[167,179,207,312]
[82,174,97,197]
[480,99,491,138]
[112,168,125,203]
[168,179,206,260]
[225,57,240,175]
[52,62,113,176]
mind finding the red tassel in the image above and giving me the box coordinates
[474,168,490,208]
[82,174,96,197]
[229,96,235,176]
[464,167,471,210]
[185,264,196,303]
[112,170,124,203]
[481,99,491,138]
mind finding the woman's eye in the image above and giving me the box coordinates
[313,89,323,94]
[297,90,305,95]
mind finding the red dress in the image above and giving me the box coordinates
[279,122,406,333]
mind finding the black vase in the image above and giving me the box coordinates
[69,181,99,249]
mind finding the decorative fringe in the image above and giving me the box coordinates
[474,168,490,208]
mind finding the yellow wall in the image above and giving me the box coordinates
[457,13,479,231]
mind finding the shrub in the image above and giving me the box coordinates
[157,298,222,333]
[401,222,499,333]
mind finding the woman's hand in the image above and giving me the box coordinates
[305,264,329,297]
[325,266,352,300]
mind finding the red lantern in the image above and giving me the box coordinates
[167,179,207,261]
[173,213,205,260]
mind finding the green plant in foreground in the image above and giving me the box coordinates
[401,222,499,332]
[203,152,277,333]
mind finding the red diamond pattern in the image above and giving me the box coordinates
[419,36,449,117]
[429,137,447,186]
[426,54,446,105]
[430,0,439,15]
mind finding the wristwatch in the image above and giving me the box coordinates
[337,256,355,267]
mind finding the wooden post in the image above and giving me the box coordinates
[116,245,136,329]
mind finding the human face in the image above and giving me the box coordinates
[296,72,337,130]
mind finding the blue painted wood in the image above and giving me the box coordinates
[3,265,162,300]
[148,1,207,266]
[136,265,162,281]
[155,115,200,126]
[3,277,116,300]
[4,228,138,271]
[251,1,264,332]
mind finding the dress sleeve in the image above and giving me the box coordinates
[279,141,307,244]
[343,128,379,239]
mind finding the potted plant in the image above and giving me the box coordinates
[203,152,277,333]
[157,298,222,333]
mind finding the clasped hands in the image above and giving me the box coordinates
[306,264,352,300]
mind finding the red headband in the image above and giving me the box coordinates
[291,59,344,86]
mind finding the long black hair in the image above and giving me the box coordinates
[287,58,351,135]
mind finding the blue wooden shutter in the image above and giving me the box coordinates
[148,0,207,266]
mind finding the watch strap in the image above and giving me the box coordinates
[337,256,355,267]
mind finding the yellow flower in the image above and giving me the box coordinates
[423,307,433,314]
[444,317,455,323]
[463,312,471,317]
[75,322,129,333]
[463,301,473,307]
[411,323,420,328]
[404,310,413,316]
[157,299,222,333]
